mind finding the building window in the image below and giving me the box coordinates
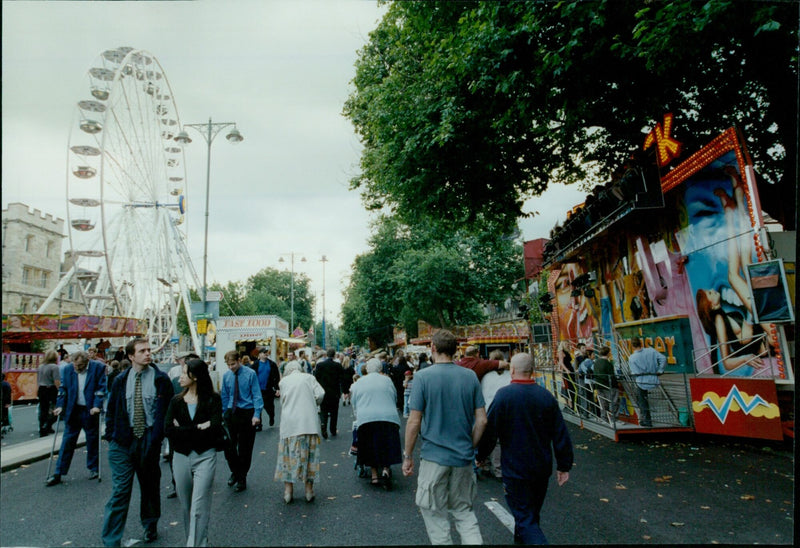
[40,271,49,288]
[20,299,29,313]
[68,283,75,299]
[25,235,34,252]
[22,267,31,285]
[46,240,54,258]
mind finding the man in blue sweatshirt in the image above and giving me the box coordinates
[477,352,573,545]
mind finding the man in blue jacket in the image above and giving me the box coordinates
[101,338,173,546]
[46,351,106,486]
[250,347,280,429]
[477,352,573,545]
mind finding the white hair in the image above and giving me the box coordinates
[510,352,534,375]
[365,358,382,374]
[283,360,302,376]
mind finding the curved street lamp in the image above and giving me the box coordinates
[175,118,243,361]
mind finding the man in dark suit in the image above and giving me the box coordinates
[251,347,280,428]
[101,338,173,546]
[313,348,343,438]
[46,351,106,486]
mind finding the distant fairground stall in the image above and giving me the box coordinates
[536,115,794,442]
[1,313,147,401]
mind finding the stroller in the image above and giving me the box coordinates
[349,420,369,478]
[1,403,13,438]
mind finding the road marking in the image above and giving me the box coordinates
[484,500,514,534]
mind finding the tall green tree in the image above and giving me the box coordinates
[344,1,798,233]
[246,268,314,329]
[340,216,524,348]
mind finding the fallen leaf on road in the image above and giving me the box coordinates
[701,505,710,510]
[61,542,72,546]
[657,493,663,498]
[333,463,339,467]
[639,518,648,523]
[170,522,179,526]
[260,451,266,455]
[20,464,29,468]
[642,535,651,540]
[327,496,336,500]
[599,498,609,502]
[654,475,672,483]
[740,494,755,500]
[615,484,627,490]
[671,522,685,527]
[352,494,362,498]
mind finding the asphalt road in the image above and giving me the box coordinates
[0,400,794,546]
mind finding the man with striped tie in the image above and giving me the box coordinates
[101,338,173,546]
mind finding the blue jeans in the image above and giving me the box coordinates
[55,406,99,475]
[101,437,161,546]
[503,476,550,544]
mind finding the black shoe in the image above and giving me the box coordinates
[330,429,337,437]
[227,474,237,486]
[167,490,177,499]
[233,481,247,492]
[255,424,263,432]
[46,474,62,486]
[321,429,328,439]
[143,524,158,543]
[39,432,49,438]
[88,471,99,480]
[269,417,275,427]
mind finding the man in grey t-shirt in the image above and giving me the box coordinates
[403,329,487,545]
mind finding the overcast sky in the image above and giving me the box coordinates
[2,0,585,326]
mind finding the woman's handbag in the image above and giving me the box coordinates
[215,422,232,452]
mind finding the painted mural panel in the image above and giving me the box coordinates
[673,151,781,377]
[690,378,782,440]
[615,316,694,374]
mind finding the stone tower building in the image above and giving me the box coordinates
[1,202,82,315]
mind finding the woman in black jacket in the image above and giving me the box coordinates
[165,358,223,547]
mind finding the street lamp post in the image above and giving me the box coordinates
[174,118,243,361]
[320,255,328,349]
[278,253,306,331]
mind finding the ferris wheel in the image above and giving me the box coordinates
[45,46,202,353]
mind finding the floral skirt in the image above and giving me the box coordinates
[274,434,321,483]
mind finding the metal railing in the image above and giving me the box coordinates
[693,332,777,378]
[549,339,693,432]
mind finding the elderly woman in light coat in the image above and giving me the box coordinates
[274,360,325,504]
[349,357,402,490]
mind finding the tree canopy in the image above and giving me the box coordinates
[344,1,798,233]
[175,268,315,338]
[339,216,524,348]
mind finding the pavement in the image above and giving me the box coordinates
[1,399,795,546]
[1,403,88,472]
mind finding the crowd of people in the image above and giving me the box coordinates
[30,334,589,546]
